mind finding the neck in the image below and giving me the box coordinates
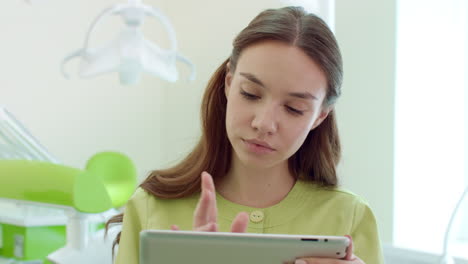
[216,155,296,208]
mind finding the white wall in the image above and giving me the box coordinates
[384,246,468,264]
[335,0,396,244]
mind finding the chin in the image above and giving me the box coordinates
[234,149,280,169]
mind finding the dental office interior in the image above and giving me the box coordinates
[0,0,467,263]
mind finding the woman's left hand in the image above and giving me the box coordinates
[294,236,365,264]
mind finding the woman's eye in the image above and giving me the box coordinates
[240,90,259,100]
[286,106,304,116]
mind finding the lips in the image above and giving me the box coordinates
[242,139,276,154]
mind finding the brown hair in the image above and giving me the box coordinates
[107,6,343,248]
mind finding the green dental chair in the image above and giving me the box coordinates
[0,153,137,264]
[0,107,137,264]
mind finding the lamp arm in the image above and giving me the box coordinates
[440,186,468,263]
[176,54,196,81]
[60,49,83,79]
[127,0,142,4]
[82,5,122,51]
[144,5,178,52]
[145,5,197,80]
[60,5,120,79]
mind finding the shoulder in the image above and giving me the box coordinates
[296,182,384,263]
[128,187,199,217]
[328,188,376,226]
[128,187,199,230]
[124,187,151,213]
[121,188,151,227]
[299,180,370,207]
[131,187,152,202]
[325,187,370,208]
[297,181,376,225]
[128,187,199,210]
[308,184,378,230]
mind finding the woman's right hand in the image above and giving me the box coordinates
[294,236,365,264]
[171,171,249,232]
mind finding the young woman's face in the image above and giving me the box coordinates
[224,40,330,169]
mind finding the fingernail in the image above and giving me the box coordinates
[295,260,307,264]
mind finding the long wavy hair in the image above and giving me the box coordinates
[107,6,343,248]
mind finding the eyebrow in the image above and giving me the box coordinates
[239,72,318,100]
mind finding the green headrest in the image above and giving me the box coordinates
[0,152,137,213]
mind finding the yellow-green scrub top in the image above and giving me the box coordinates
[115,180,384,264]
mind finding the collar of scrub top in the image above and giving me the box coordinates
[61,0,196,85]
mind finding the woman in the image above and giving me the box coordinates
[108,6,384,264]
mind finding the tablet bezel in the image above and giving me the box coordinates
[140,230,350,264]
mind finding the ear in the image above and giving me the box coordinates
[225,61,233,98]
[311,106,332,130]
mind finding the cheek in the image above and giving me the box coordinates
[281,119,314,150]
[288,125,310,143]
[226,95,250,125]
[225,98,246,137]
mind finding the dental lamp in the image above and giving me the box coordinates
[61,0,195,85]
[439,185,468,264]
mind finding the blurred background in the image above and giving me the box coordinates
[0,0,466,263]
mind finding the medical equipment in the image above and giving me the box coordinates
[0,106,137,264]
[61,0,195,85]
[0,107,58,163]
[0,153,137,264]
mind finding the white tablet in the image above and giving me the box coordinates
[140,230,350,264]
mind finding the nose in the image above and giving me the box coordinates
[251,104,278,136]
